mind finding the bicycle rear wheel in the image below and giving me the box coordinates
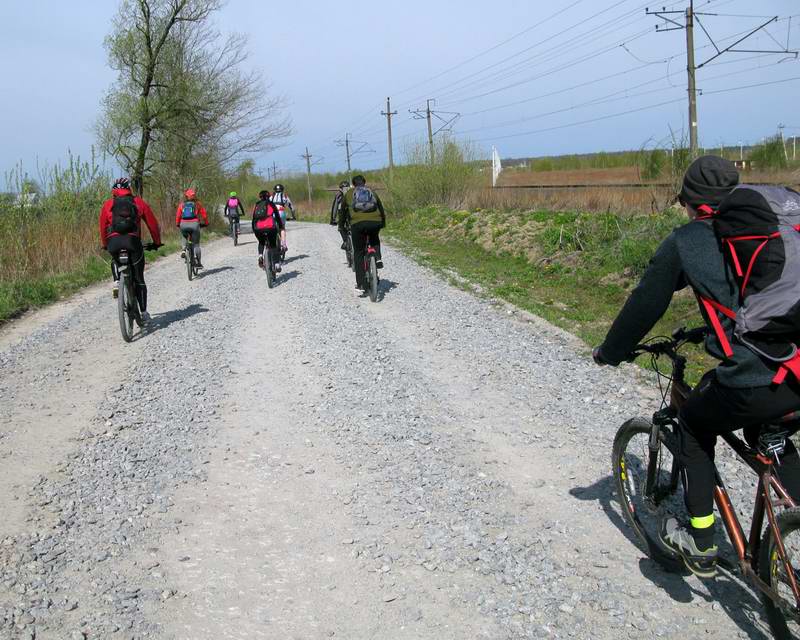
[612,418,686,570]
[346,235,354,269]
[265,249,274,289]
[368,254,378,302]
[186,244,193,281]
[233,223,238,246]
[759,507,800,638]
[117,274,134,343]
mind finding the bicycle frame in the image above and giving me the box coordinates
[658,374,800,613]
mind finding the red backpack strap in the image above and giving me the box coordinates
[773,353,800,385]
[697,295,735,358]
[695,204,717,220]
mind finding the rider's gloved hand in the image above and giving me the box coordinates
[592,346,612,366]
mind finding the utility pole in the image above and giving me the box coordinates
[381,97,397,178]
[647,3,797,159]
[410,99,460,165]
[272,161,278,182]
[301,147,313,204]
[425,99,435,164]
[334,134,375,173]
[686,2,698,157]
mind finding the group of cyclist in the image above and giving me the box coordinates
[99,158,800,609]
[99,180,298,319]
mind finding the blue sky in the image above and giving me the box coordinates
[1,0,798,183]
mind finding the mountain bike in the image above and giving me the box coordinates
[361,234,380,302]
[228,215,240,246]
[116,243,159,343]
[612,326,800,637]
[183,226,206,281]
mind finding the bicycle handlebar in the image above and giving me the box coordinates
[626,326,708,361]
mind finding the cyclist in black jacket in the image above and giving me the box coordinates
[330,180,350,249]
[593,155,800,577]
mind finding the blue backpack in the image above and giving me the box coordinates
[181,201,197,220]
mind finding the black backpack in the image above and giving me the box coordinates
[111,195,139,234]
[352,186,378,213]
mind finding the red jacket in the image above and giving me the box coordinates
[175,200,209,226]
[99,189,162,248]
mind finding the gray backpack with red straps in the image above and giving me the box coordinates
[700,184,800,382]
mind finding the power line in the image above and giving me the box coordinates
[392,0,590,98]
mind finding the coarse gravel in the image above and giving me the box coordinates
[0,221,778,639]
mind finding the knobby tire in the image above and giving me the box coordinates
[368,255,378,302]
[612,418,686,573]
[186,244,193,282]
[758,507,800,638]
[117,273,133,343]
[266,247,274,289]
[346,235,354,270]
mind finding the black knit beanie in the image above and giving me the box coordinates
[679,155,739,209]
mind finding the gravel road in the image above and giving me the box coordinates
[0,221,777,639]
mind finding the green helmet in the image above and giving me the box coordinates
[229,191,237,197]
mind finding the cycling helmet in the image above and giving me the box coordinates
[273,184,284,193]
[229,191,237,197]
[339,181,350,189]
[258,190,270,200]
[184,188,196,199]
[113,177,131,190]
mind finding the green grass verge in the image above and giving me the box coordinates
[386,206,713,382]
[0,238,190,323]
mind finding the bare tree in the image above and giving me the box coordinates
[97,0,291,195]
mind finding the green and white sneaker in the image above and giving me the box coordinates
[660,517,718,578]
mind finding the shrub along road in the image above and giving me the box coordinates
[0,222,774,638]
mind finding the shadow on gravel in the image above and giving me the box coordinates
[572,476,770,638]
[571,475,641,549]
[274,270,301,286]
[144,304,209,336]
[197,266,235,278]
[378,278,399,301]
[282,253,309,265]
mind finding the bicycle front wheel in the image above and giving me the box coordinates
[232,224,238,246]
[759,506,800,638]
[612,417,686,569]
[368,255,378,302]
[117,275,133,343]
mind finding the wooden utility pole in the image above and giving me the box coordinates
[685,1,698,157]
[426,99,435,164]
[301,147,314,204]
[272,161,278,182]
[381,97,397,179]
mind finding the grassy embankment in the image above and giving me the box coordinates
[384,206,700,351]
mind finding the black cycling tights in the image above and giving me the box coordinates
[678,371,800,519]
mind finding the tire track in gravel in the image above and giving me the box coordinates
[0,222,779,639]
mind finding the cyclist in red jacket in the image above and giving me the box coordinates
[99,177,162,321]
[176,188,210,268]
